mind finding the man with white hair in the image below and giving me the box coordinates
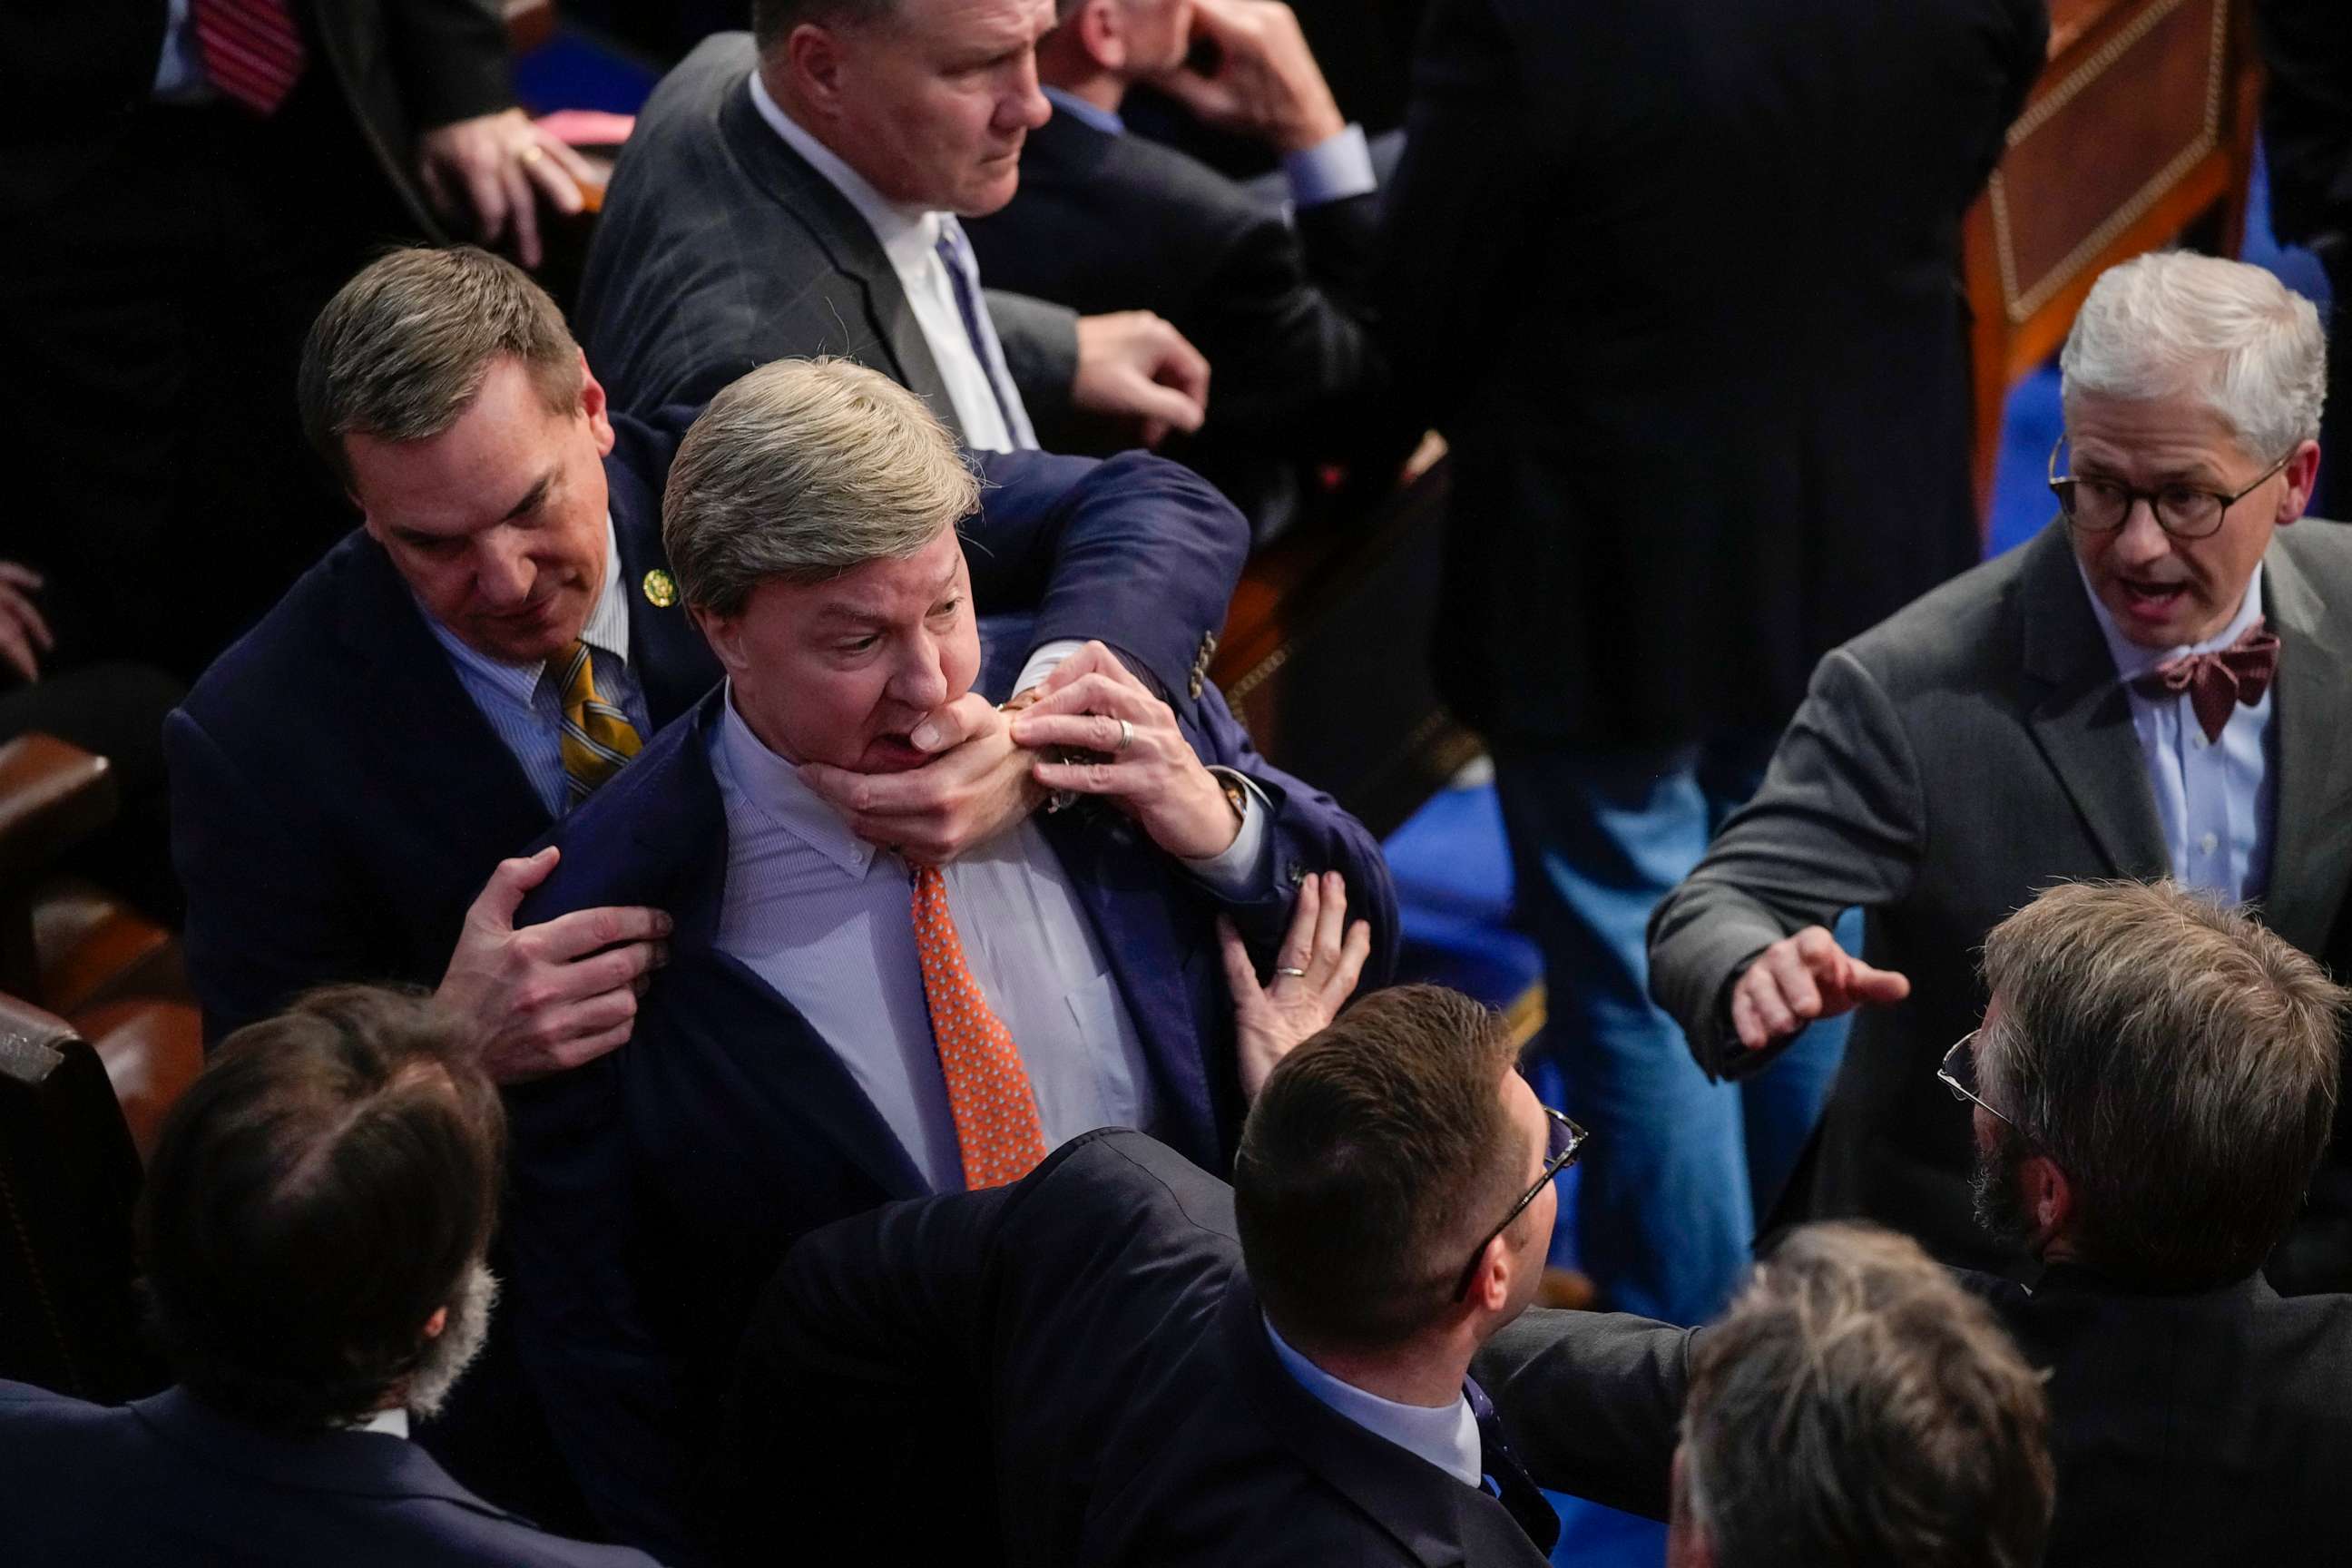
[1649,250,2352,1286]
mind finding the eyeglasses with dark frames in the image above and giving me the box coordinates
[1937,1028,2011,1128]
[1453,1106,1588,1300]
[2047,436,2293,541]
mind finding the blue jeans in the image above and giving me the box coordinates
[1494,738,1853,1325]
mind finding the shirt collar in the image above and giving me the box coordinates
[1043,84,1124,135]
[423,513,631,702]
[1261,1315,1483,1490]
[713,681,879,878]
[746,69,944,272]
[2077,558,2267,682]
[346,1407,410,1439]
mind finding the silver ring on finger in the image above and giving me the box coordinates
[1273,965,1308,978]
[1114,717,1134,752]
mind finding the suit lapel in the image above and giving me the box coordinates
[334,535,550,861]
[634,697,930,1202]
[2253,536,2352,953]
[715,79,961,435]
[2016,525,2170,879]
[1219,1281,1552,1565]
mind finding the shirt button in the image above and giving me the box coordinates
[2192,734,2209,750]
[2200,832,2219,856]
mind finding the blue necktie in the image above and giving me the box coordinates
[933,226,1029,448]
[1465,1376,1562,1552]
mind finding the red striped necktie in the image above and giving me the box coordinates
[191,0,308,117]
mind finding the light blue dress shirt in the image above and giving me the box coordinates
[1040,85,1377,210]
[1262,1317,1483,1488]
[708,686,1269,1193]
[152,0,213,101]
[2079,563,2276,902]
[423,516,652,818]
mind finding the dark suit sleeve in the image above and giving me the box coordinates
[1188,193,1398,453]
[380,0,514,131]
[166,709,380,1045]
[965,449,1249,723]
[1471,1308,1695,1521]
[721,1150,1061,1563]
[1976,0,2050,191]
[1646,648,1927,1078]
[1376,0,1544,418]
[502,1054,712,1567]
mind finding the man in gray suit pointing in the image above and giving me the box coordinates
[1650,251,2352,1289]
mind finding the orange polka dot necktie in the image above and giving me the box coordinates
[911,864,1050,1189]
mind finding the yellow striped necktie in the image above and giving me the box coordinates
[554,640,642,805]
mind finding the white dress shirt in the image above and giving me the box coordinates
[2080,563,2277,902]
[708,687,1269,1192]
[746,71,1035,453]
[1263,1317,1483,1489]
[423,515,652,818]
[348,1408,411,1439]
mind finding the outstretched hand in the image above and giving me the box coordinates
[1222,870,1373,1098]
[1729,924,1910,1052]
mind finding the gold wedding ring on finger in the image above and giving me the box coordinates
[1114,718,1134,752]
[1273,965,1308,978]
[516,143,545,165]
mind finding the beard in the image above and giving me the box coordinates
[1969,1124,2037,1250]
[403,1261,499,1420]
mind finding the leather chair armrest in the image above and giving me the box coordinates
[0,735,116,888]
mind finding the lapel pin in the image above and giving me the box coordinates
[642,569,679,608]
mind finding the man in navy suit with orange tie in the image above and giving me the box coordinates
[506,357,1397,1563]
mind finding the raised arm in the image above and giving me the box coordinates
[965,449,1249,723]
[1646,648,1926,1078]
[1471,1306,1698,1521]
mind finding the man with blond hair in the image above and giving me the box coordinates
[1486,879,2352,1567]
[505,356,1395,1562]
[1650,251,2352,1287]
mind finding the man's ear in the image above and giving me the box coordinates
[579,353,616,457]
[420,1306,449,1341]
[780,23,849,116]
[2018,1152,2074,1244]
[1074,0,1128,73]
[692,604,747,674]
[2277,437,2323,525]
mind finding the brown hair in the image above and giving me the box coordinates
[1681,1222,2053,1568]
[1233,985,1526,1351]
[138,986,505,1431]
[298,245,583,487]
[1979,878,2347,1289]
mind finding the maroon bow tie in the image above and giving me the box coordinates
[2136,616,2281,744]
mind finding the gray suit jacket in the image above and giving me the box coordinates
[1650,518,2352,1273]
[573,33,1080,438]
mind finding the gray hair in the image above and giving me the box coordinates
[1978,879,2346,1289]
[2059,250,2328,461]
[662,358,980,616]
[1680,1223,2053,1568]
[298,246,583,487]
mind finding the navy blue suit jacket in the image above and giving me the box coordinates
[167,420,1249,1045]
[0,1381,660,1566]
[503,658,1398,1563]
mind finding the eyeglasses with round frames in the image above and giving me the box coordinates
[1452,1106,1588,1300]
[1937,1028,2011,1128]
[2047,436,2293,541]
